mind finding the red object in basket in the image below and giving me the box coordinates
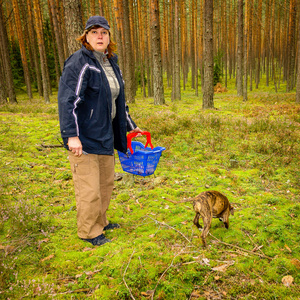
[127,131,154,154]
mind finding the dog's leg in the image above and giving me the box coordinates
[200,214,212,248]
[193,213,202,229]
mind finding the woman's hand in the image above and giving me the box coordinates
[68,136,83,156]
[129,127,143,136]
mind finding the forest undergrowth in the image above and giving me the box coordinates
[0,85,299,299]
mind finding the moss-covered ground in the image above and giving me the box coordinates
[0,81,299,299]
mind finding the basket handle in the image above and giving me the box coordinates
[127,131,154,154]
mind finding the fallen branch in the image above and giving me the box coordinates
[146,216,191,243]
[123,250,136,300]
[41,143,63,148]
[209,233,273,261]
[151,249,185,300]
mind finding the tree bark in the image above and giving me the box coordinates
[202,0,214,109]
[296,2,300,103]
[243,0,248,101]
[32,0,50,103]
[150,0,165,105]
[48,0,66,71]
[286,0,296,92]
[0,3,17,103]
[62,0,83,57]
[172,0,181,101]
[13,0,32,99]
[123,0,136,103]
[255,0,262,89]
[236,0,243,96]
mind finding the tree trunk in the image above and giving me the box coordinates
[123,0,136,103]
[63,0,83,57]
[26,0,42,96]
[0,3,17,103]
[193,0,198,96]
[243,0,248,101]
[181,0,188,90]
[236,0,243,96]
[48,0,66,71]
[296,2,300,103]
[114,0,125,72]
[172,0,181,101]
[12,0,32,99]
[0,60,7,104]
[255,0,262,89]
[150,0,165,105]
[286,0,296,92]
[32,0,50,103]
[202,0,214,109]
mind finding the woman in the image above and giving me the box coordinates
[58,16,142,246]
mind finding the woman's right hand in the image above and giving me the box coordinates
[68,136,83,156]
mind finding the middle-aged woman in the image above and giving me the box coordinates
[58,16,142,246]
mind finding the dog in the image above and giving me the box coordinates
[192,191,234,247]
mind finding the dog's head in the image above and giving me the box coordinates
[230,204,234,216]
[224,204,234,229]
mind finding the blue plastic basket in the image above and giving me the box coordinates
[117,133,165,176]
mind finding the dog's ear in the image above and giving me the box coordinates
[230,206,234,215]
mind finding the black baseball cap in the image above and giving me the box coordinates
[85,16,110,31]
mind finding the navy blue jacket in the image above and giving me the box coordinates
[58,46,136,155]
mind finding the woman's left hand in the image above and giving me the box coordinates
[129,127,143,135]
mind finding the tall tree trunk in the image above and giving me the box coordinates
[172,0,181,101]
[296,1,300,103]
[150,0,165,105]
[265,0,271,86]
[255,0,262,89]
[123,0,135,103]
[243,0,248,101]
[222,0,228,88]
[248,0,253,91]
[137,0,146,97]
[236,0,243,96]
[63,0,83,57]
[48,0,66,71]
[0,59,7,104]
[202,0,214,109]
[12,0,32,99]
[190,0,195,89]
[181,0,188,90]
[286,0,296,92]
[0,3,17,103]
[194,0,198,96]
[114,0,125,72]
[32,0,50,103]
[26,0,42,96]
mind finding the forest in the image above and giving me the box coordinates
[1,0,300,105]
[0,0,300,299]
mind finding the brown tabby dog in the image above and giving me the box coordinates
[192,191,234,247]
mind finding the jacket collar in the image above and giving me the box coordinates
[82,45,96,60]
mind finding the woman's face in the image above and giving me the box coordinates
[86,27,110,53]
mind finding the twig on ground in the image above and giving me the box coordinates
[123,250,136,300]
[209,233,273,261]
[151,248,186,300]
[243,230,266,256]
[41,143,63,148]
[146,216,191,243]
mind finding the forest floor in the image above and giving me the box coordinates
[0,83,299,299]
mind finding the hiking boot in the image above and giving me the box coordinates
[82,234,111,246]
[104,223,121,230]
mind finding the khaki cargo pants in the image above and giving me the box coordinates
[68,152,115,239]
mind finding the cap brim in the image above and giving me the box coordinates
[85,24,110,31]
